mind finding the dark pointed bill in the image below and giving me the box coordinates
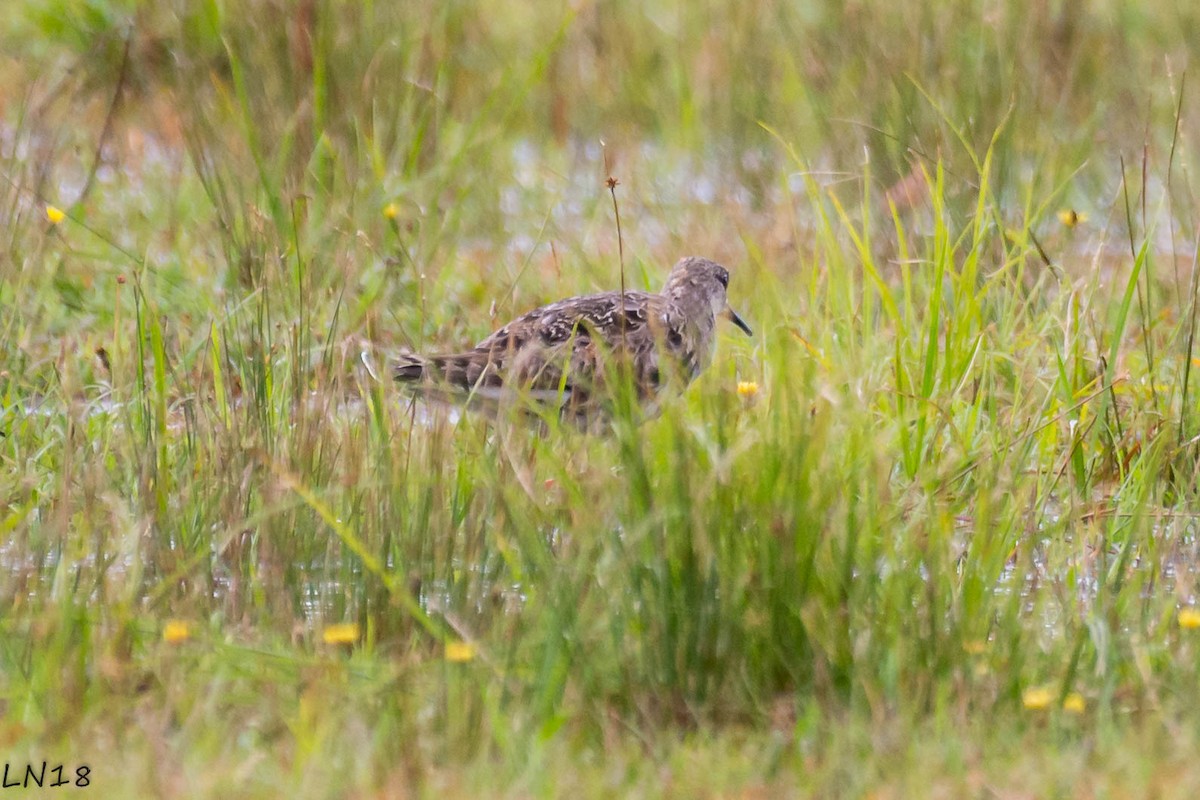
[723,306,753,336]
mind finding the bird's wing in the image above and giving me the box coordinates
[473,291,674,395]
[395,291,690,421]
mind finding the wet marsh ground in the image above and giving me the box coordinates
[5,1,1200,796]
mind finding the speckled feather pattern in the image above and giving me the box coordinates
[393,256,750,422]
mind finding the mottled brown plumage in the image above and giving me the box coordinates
[394,256,751,424]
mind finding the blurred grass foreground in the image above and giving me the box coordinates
[5,0,1200,796]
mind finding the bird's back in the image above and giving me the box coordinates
[394,288,699,419]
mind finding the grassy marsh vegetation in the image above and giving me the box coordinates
[5,0,1200,796]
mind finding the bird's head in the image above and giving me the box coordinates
[663,256,753,336]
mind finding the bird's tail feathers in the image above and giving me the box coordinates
[393,353,430,383]
[394,352,484,390]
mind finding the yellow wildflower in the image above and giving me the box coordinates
[162,620,190,644]
[45,205,65,225]
[1022,686,1054,710]
[1062,692,1086,714]
[445,640,475,663]
[1057,209,1087,228]
[1179,608,1200,629]
[383,202,400,220]
[736,381,760,400]
[322,622,360,645]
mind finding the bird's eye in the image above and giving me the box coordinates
[716,269,729,289]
